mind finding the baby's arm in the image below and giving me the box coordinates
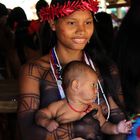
[91,103,106,126]
[35,102,59,132]
[101,120,132,135]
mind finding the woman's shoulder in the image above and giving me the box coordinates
[20,54,51,79]
[24,54,50,68]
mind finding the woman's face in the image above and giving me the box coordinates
[50,10,94,51]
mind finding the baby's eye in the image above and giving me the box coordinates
[92,83,97,88]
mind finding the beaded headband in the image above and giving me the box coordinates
[39,0,99,21]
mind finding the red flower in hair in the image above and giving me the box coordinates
[40,0,99,21]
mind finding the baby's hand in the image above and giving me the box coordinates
[116,119,132,134]
[47,120,59,132]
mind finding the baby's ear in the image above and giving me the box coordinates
[48,20,56,31]
[71,80,80,91]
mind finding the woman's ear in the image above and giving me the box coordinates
[71,80,80,91]
[48,20,56,31]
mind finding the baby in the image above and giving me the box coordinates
[35,61,132,136]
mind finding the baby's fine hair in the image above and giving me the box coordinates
[62,61,96,90]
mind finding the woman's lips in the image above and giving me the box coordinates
[72,38,87,44]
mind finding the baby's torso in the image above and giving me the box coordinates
[54,101,87,124]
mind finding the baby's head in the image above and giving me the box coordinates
[62,61,98,104]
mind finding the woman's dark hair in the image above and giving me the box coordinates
[51,0,75,5]
[85,20,124,111]
[94,12,114,57]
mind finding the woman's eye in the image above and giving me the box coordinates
[86,21,93,25]
[67,21,75,25]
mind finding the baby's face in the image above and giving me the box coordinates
[78,71,98,104]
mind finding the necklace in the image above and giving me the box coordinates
[67,101,90,113]
[50,47,65,99]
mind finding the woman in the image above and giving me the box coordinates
[17,0,126,139]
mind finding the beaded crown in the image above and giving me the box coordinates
[39,0,99,21]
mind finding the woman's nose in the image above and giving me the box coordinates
[75,24,85,35]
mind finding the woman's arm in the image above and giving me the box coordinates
[108,64,126,123]
[105,64,127,140]
[17,62,75,140]
[17,63,47,140]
